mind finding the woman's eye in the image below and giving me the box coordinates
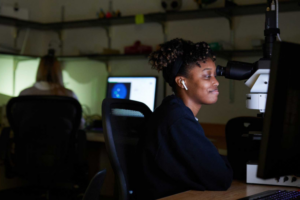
[204,75,211,79]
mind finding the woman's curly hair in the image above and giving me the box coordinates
[149,38,216,91]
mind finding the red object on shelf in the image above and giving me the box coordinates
[124,41,153,55]
[106,12,112,18]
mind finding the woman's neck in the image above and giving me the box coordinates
[175,93,202,117]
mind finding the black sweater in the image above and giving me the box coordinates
[138,95,233,199]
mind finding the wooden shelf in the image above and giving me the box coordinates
[0,51,39,60]
[0,49,263,61]
[58,50,263,61]
[58,53,149,62]
[0,1,299,30]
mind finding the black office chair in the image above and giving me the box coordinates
[225,116,263,180]
[0,96,88,198]
[82,169,107,200]
[102,98,152,200]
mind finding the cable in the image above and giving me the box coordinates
[275,0,282,41]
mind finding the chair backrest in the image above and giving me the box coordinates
[6,95,82,186]
[225,116,263,180]
[83,169,107,200]
[102,98,152,200]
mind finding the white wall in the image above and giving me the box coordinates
[0,0,300,124]
[15,59,40,95]
[62,60,108,115]
[0,58,14,97]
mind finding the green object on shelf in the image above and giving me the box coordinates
[209,42,222,51]
[135,14,145,24]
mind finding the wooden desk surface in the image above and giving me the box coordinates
[160,180,299,200]
[85,132,226,148]
[85,123,227,146]
[86,131,105,142]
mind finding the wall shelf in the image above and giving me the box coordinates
[0,51,38,61]
[58,54,149,62]
[0,49,263,62]
[58,49,263,61]
[0,1,299,30]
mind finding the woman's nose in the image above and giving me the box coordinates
[212,77,219,86]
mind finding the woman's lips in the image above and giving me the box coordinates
[209,89,219,94]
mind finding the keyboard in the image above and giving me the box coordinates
[238,190,300,200]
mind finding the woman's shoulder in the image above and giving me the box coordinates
[157,95,192,115]
[19,86,36,96]
[63,88,78,99]
[151,95,193,126]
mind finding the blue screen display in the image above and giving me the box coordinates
[111,83,128,99]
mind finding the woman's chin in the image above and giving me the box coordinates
[203,98,218,105]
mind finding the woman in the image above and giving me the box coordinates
[19,55,85,129]
[138,38,233,199]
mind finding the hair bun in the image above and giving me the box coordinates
[149,38,185,72]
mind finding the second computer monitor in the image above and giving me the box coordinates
[106,76,157,111]
[257,42,300,179]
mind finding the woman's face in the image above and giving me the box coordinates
[184,58,219,105]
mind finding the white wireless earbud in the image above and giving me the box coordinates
[181,80,188,91]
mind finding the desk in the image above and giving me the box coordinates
[86,131,105,142]
[85,131,227,155]
[85,131,115,197]
[0,126,28,191]
[160,180,299,200]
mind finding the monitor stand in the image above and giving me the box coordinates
[247,161,300,187]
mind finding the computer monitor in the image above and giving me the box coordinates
[257,42,300,179]
[106,76,157,111]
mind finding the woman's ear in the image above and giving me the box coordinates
[175,76,185,89]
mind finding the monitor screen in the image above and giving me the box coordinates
[257,42,300,179]
[106,76,157,111]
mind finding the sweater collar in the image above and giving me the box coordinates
[165,95,199,122]
[34,81,52,90]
